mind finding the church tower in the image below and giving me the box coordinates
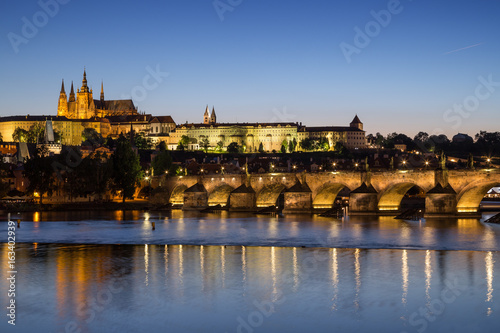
[69,81,75,102]
[203,105,210,124]
[210,106,216,124]
[350,115,363,130]
[76,68,95,119]
[100,81,105,103]
[57,79,68,117]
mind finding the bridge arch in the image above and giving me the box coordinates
[208,184,235,207]
[312,183,351,209]
[256,183,286,207]
[169,185,188,205]
[456,181,500,213]
[378,182,422,211]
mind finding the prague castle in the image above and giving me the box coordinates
[0,68,366,151]
[58,69,138,119]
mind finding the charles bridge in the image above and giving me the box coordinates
[152,168,500,217]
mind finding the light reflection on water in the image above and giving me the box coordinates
[0,244,499,332]
[2,210,500,251]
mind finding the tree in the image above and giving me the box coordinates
[180,135,190,147]
[23,147,56,204]
[258,142,264,153]
[134,132,153,150]
[79,151,113,200]
[176,143,185,151]
[158,141,167,152]
[334,142,346,154]
[319,138,329,151]
[200,137,210,152]
[288,138,296,153]
[12,127,28,142]
[216,141,224,152]
[299,138,314,151]
[0,158,10,198]
[112,135,142,203]
[152,150,173,176]
[227,142,240,153]
[82,128,104,146]
[0,132,3,142]
[105,135,116,149]
[414,131,429,143]
[281,139,288,153]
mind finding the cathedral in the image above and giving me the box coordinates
[57,69,138,119]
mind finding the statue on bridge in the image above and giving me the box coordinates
[439,151,447,170]
[467,153,475,170]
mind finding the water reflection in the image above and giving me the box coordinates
[402,249,408,305]
[425,250,432,304]
[4,210,500,251]
[354,248,361,310]
[0,244,499,332]
[331,248,338,311]
[144,244,149,286]
[486,251,494,316]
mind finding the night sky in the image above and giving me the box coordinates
[1,0,499,137]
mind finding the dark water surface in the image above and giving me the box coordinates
[0,211,499,332]
[1,210,500,250]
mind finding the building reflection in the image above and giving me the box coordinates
[5,242,497,331]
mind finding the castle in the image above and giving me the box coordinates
[57,69,138,119]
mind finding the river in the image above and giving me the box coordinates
[0,211,499,332]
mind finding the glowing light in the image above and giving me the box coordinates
[402,250,408,305]
[486,251,494,303]
[331,248,338,311]
[144,244,149,286]
[354,248,361,310]
[293,247,299,292]
[457,208,478,213]
[425,250,432,304]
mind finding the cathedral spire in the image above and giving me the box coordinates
[100,80,104,102]
[210,106,216,124]
[60,79,66,93]
[81,67,88,92]
[69,81,75,102]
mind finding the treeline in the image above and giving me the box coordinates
[368,131,500,156]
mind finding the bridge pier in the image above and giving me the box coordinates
[348,183,378,215]
[229,184,256,212]
[183,183,208,211]
[283,182,313,214]
[424,183,457,217]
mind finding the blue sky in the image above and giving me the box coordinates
[1,0,499,138]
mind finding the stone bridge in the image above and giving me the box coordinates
[155,169,500,217]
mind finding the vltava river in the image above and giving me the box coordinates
[0,211,499,332]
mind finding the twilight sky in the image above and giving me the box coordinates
[1,0,499,138]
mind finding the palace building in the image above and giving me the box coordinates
[164,108,366,152]
[0,69,366,151]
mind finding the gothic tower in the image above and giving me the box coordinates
[76,68,95,119]
[100,81,105,103]
[203,105,210,124]
[69,81,75,102]
[210,106,216,124]
[57,79,68,117]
